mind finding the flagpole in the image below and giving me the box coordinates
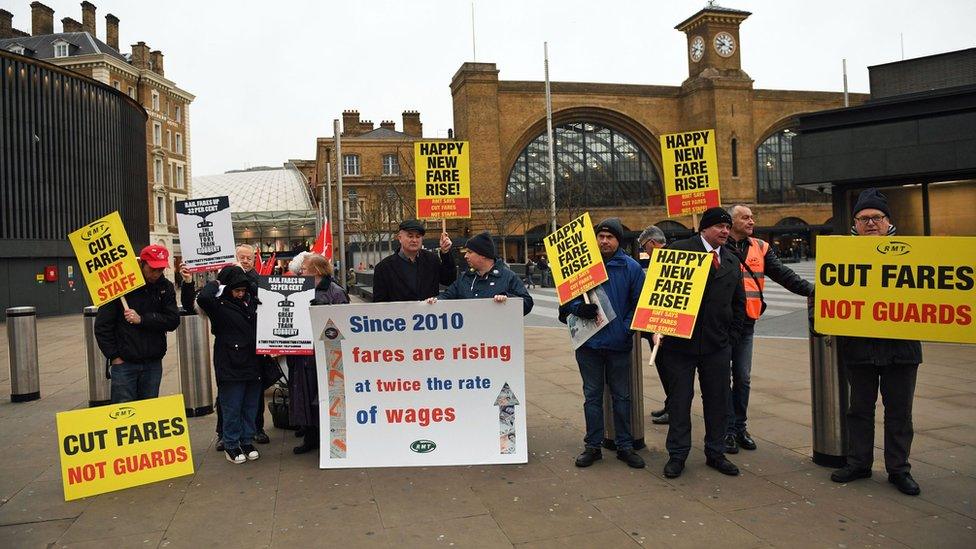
[544,42,557,234]
[335,119,347,289]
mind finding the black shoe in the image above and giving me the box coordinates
[651,408,666,418]
[830,465,872,483]
[724,434,739,454]
[215,439,224,452]
[616,449,645,469]
[652,412,670,425]
[254,430,270,444]
[574,448,602,467]
[706,456,740,476]
[295,427,306,438]
[888,472,920,496]
[735,431,757,451]
[663,457,685,478]
[241,443,260,461]
[293,431,320,454]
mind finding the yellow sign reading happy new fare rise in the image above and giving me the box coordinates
[414,141,471,219]
[56,395,194,501]
[631,248,712,338]
[544,212,608,304]
[660,129,721,217]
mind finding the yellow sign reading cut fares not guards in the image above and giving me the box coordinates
[67,211,145,306]
[56,394,194,501]
[632,248,712,338]
[544,212,608,304]
[814,236,976,344]
[660,129,721,217]
[415,141,471,219]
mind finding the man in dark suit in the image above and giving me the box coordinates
[372,220,456,302]
[658,207,745,479]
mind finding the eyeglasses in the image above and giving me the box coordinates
[854,215,887,224]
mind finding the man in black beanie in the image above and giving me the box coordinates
[657,207,745,478]
[830,188,923,496]
[429,232,533,316]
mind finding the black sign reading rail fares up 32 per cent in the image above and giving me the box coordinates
[175,196,236,273]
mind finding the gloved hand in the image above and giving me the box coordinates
[576,303,599,320]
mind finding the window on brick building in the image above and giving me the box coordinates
[154,158,163,183]
[156,196,166,225]
[345,189,361,220]
[53,41,69,58]
[382,154,400,176]
[151,90,159,111]
[343,155,360,176]
[127,86,135,98]
[153,123,162,146]
[112,80,120,90]
[176,166,185,189]
[756,127,827,204]
[175,133,183,154]
[166,130,171,149]
[175,105,181,122]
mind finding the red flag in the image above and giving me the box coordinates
[312,218,333,261]
[261,253,277,275]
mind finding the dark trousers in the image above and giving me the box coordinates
[846,363,918,474]
[216,394,265,435]
[727,330,755,435]
[110,360,163,403]
[659,346,731,460]
[576,347,634,450]
[218,379,262,450]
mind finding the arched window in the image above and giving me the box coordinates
[756,128,827,203]
[506,122,662,209]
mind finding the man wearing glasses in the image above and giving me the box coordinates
[829,188,923,496]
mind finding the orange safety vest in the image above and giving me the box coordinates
[741,238,767,320]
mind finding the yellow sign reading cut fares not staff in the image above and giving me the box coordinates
[56,394,194,501]
[632,248,712,338]
[415,141,471,219]
[544,212,608,304]
[68,211,145,306]
[814,236,976,344]
[660,129,721,217]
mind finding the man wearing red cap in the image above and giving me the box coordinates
[94,244,180,403]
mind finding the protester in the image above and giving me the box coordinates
[830,188,923,496]
[288,254,349,454]
[658,207,745,478]
[287,251,310,276]
[195,266,262,464]
[524,258,536,289]
[373,220,456,302]
[558,218,646,469]
[723,205,814,454]
[536,255,551,287]
[94,244,180,403]
[427,232,533,316]
[636,225,670,426]
[233,243,270,444]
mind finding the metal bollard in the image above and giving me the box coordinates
[6,307,40,402]
[602,332,645,450]
[84,306,111,406]
[177,308,214,417]
[809,332,847,467]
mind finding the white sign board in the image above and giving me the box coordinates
[175,196,235,272]
[310,299,527,469]
[256,276,315,355]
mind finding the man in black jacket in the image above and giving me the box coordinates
[372,220,456,302]
[94,245,180,403]
[658,207,745,479]
[829,189,923,496]
[723,205,814,454]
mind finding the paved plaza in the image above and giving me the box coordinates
[0,312,974,548]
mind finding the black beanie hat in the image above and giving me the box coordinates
[698,207,732,231]
[464,232,496,259]
[595,218,624,241]
[219,266,251,291]
[852,188,890,218]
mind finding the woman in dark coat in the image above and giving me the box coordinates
[196,266,262,464]
[288,253,348,454]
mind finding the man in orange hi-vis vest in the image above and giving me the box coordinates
[723,205,813,455]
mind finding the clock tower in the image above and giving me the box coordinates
[675,2,751,81]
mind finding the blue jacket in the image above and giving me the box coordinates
[559,249,645,352]
[439,260,534,316]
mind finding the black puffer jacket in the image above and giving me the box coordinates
[196,269,260,383]
[94,277,180,363]
[836,336,923,367]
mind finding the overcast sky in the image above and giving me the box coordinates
[10,0,976,176]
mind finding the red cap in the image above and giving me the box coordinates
[139,245,169,269]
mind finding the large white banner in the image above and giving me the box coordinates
[175,196,235,272]
[256,276,316,355]
[310,299,527,468]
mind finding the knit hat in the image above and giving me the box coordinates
[698,207,732,231]
[398,219,426,235]
[852,188,890,218]
[464,232,496,259]
[220,266,251,292]
[594,218,624,241]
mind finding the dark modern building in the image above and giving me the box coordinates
[794,48,976,237]
[1,49,148,315]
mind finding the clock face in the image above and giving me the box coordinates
[690,36,705,62]
[714,32,735,57]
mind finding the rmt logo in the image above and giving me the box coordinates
[109,406,136,420]
[876,241,912,256]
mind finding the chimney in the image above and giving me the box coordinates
[104,13,118,50]
[30,2,54,36]
[380,120,396,131]
[402,110,422,138]
[61,17,83,33]
[150,50,164,76]
[359,120,374,133]
[0,9,13,39]
[130,41,150,69]
[80,1,95,36]
[342,110,362,137]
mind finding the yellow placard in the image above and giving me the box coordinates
[67,211,145,306]
[56,394,194,501]
[414,141,471,219]
[544,212,608,304]
[631,248,712,338]
[660,129,721,217]
[814,236,976,344]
